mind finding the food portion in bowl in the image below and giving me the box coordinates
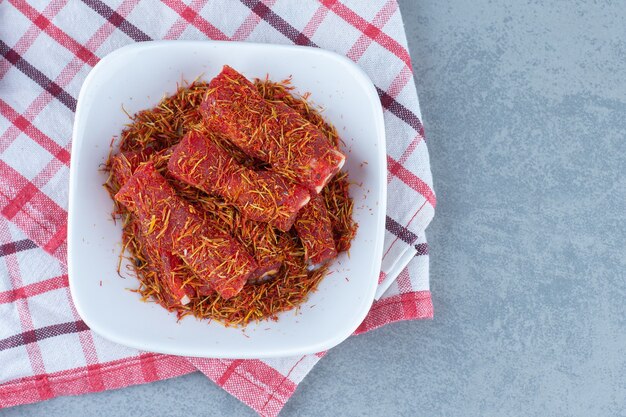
[104,65,358,327]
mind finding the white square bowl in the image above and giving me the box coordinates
[69,41,386,358]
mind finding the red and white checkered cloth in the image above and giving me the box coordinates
[0,1,435,415]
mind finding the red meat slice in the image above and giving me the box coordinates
[129,219,195,306]
[115,163,257,299]
[108,148,155,187]
[201,65,345,193]
[294,194,338,264]
[168,131,309,231]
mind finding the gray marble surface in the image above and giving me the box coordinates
[3,1,625,416]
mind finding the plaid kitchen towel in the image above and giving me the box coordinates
[0,1,436,416]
